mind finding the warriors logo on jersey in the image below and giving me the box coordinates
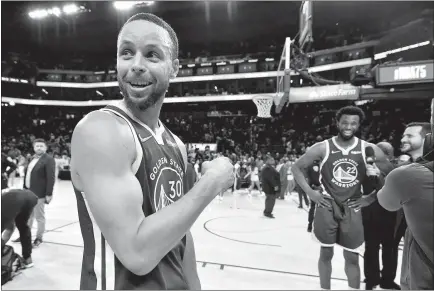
[152,164,184,211]
[331,158,359,188]
[318,136,367,203]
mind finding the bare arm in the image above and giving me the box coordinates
[183,231,201,290]
[71,111,222,276]
[292,142,325,195]
[378,164,421,212]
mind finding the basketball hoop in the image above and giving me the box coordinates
[252,96,274,118]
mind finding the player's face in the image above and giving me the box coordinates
[401,126,424,154]
[337,115,360,140]
[117,20,178,112]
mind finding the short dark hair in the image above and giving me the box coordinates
[119,13,179,60]
[406,122,432,137]
[335,106,366,123]
[33,138,46,145]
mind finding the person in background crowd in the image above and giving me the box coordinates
[362,141,400,290]
[17,154,27,179]
[194,159,201,180]
[378,99,434,290]
[7,147,20,188]
[278,158,289,200]
[306,159,321,233]
[2,153,18,190]
[260,156,280,218]
[286,157,296,195]
[295,179,309,209]
[54,153,62,180]
[17,139,56,247]
[248,164,261,196]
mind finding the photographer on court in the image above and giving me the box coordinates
[378,98,434,290]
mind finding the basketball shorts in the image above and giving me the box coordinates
[313,198,364,251]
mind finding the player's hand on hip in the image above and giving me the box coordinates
[202,157,235,192]
[307,189,331,208]
[366,163,380,177]
[348,198,362,212]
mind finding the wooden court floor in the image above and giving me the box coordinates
[3,180,403,290]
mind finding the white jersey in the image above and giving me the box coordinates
[251,167,259,181]
[234,163,240,177]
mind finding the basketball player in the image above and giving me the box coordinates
[70,13,234,290]
[292,106,394,290]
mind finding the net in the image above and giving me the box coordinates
[253,95,274,118]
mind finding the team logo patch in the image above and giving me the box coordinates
[331,158,359,188]
[154,167,184,211]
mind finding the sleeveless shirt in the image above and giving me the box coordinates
[73,104,188,290]
[318,136,368,203]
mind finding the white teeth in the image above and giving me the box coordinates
[130,82,151,86]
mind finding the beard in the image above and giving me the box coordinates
[119,77,170,112]
[400,143,414,153]
[338,130,355,141]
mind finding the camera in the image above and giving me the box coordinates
[422,133,434,161]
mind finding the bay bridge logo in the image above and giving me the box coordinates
[331,159,359,188]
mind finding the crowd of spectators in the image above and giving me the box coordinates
[2,99,430,181]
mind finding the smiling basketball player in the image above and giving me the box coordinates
[70,13,234,290]
[291,106,394,290]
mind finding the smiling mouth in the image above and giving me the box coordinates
[128,82,152,89]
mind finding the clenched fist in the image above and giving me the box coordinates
[201,157,235,193]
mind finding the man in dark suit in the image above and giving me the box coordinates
[22,138,56,247]
[260,156,280,218]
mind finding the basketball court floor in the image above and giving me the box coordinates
[3,179,403,290]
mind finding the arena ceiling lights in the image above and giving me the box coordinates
[28,4,87,19]
[113,1,155,11]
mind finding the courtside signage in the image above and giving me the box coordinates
[292,84,360,103]
[376,60,434,86]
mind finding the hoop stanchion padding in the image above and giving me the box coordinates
[253,96,274,118]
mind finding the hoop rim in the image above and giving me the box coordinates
[252,95,274,102]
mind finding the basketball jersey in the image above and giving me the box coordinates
[74,104,188,290]
[318,137,367,203]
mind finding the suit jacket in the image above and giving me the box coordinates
[23,153,56,199]
[260,165,280,195]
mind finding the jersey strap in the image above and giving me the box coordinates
[100,108,143,175]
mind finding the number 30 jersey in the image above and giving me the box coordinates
[318,137,368,203]
[75,103,188,290]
